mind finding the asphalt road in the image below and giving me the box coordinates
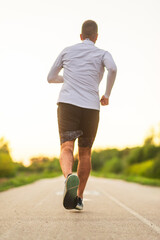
[0,176,160,240]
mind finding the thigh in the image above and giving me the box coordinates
[58,103,81,132]
[78,108,99,148]
[57,103,83,144]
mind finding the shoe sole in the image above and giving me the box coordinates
[63,175,79,209]
[75,205,83,210]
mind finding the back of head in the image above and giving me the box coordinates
[81,20,98,41]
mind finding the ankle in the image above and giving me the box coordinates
[78,195,83,199]
[67,173,72,178]
[64,172,72,178]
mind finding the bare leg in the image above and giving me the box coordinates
[59,141,75,178]
[77,147,91,199]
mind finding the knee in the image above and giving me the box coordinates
[61,141,74,154]
[79,147,91,159]
[78,148,91,170]
[78,158,92,174]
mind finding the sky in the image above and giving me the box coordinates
[0,0,160,165]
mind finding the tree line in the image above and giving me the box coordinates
[0,135,160,179]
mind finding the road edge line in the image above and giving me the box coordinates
[101,190,160,235]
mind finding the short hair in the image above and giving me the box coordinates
[81,20,98,40]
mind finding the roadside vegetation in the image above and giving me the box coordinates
[90,135,160,186]
[0,130,160,192]
[0,138,61,191]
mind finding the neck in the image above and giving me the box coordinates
[84,38,95,43]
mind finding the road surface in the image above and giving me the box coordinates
[0,176,160,240]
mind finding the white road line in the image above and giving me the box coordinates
[55,190,100,196]
[100,189,160,235]
[84,190,100,196]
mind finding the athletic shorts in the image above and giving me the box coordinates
[57,103,99,148]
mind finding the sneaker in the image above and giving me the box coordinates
[63,174,79,210]
[75,197,83,210]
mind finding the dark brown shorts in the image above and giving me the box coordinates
[57,103,99,148]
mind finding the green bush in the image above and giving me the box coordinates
[149,154,160,178]
[46,158,61,172]
[102,157,123,174]
[125,144,160,165]
[126,147,144,164]
[0,152,16,177]
[143,144,159,161]
[14,162,27,173]
[91,149,119,171]
[28,157,61,173]
[124,160,154,177]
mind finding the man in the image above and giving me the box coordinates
[47,20,117,210]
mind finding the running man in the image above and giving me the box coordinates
[47,20,117,210]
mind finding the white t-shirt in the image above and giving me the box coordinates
[47,39,117,110]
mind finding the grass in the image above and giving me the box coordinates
[91,171,160,187]
[1,170,160,193]
[0,171,62,192]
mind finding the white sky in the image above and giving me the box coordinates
[0,0,160,165]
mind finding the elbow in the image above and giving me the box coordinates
[111,65,117,73]
[108,65,117,76]
[47,74,53,83]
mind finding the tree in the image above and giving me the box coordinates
[0,138,10,154]
[0,138,15,177]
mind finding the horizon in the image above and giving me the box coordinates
[3,122,160,166]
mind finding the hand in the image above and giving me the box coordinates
[100,96,109,106]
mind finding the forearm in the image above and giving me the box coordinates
[104,69,117,98]
[47,49,64,84]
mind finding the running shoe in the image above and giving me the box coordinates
[63,174,79,209]
[75,196,83,210]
